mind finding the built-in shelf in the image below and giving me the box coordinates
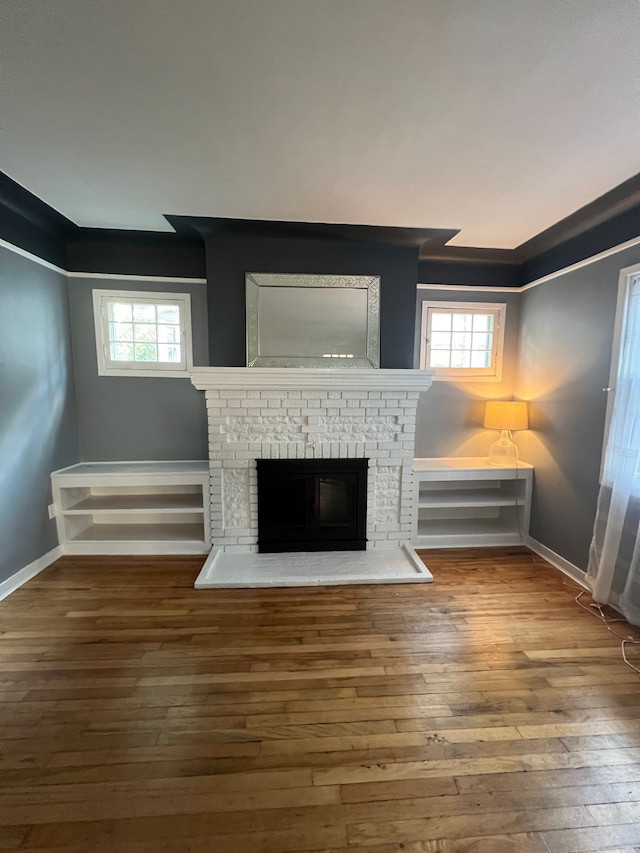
[72,523,206,542]
[51,461,211,555]
[65,493,205,513]
[418,486,521,509]
[413,458,533,549]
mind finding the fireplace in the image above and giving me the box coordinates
[257,459,368,553]
[190,368,434,554]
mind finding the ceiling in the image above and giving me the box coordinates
[2,0,640,249]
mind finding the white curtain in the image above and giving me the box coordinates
[587,273,640,625]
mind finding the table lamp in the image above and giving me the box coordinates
[484,401,528,466]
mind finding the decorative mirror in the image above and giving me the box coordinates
[246,273,380,368]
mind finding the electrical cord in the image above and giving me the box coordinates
[527,559,640,675]
[573,588,640,676]
[501,450,637,675]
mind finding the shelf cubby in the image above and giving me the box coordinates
[51,461,211,555]
[412,458,533,549]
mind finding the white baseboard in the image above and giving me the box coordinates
[525,536,590,590]
[0,546,63,601]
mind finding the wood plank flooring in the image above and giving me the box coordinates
[1,547,639,852]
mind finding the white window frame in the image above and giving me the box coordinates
[92,289,193,378]
[419,300,506,382]
[599,262,640,480]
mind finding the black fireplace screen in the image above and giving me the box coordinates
[256,458,368,553]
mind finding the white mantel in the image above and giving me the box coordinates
[190,367,434,392]
[190,367,434,553]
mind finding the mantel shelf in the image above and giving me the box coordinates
[190,367,434,392]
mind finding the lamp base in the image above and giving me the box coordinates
[488,430,519,467]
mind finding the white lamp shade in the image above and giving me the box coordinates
[484,401,528,431]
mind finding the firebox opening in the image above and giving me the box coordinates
[257,459,368,553]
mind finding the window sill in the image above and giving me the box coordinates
[97,368,192,379]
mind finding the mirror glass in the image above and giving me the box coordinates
[246,274,380,368]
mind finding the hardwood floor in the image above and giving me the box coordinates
[1,547,640,852]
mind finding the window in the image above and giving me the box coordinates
[587,266,640,622]
[419,301,506,381]
[93,290,193,377]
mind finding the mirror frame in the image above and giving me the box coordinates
[246,273,380,368]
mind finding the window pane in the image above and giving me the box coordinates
[472,313,493,332]
[134,323,157,342]
[431,312,452,331]
[452,313,472,331]
[157,304,180,324]
[110,322,133,342]
[430,331,451,350]
[451,350,471,368]
[109,302,132,323]
[472,332,492,351]
[451,332,471,350]
[133,303,156,323]
[158,324,180,343]
[111,342,134,361]
[429,350,450,368]
[421,301,503,380]
[96,291,191,375]
[471,351,492,368]
[134,343,158,361]
[158,343,182,363]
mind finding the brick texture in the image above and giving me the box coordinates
[206,389,419,551]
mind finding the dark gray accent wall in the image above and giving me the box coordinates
[66,231,206,278]
[205,233,419,368]
[0,172,74,269]
[0,247,80,583]
[520,209,640,284]
[515,245,640,570]
[418,259,521,288]
[68,278,209,461]
[414,289,521,458]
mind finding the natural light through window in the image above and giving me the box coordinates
[93,290,193,377]
[420,301,505,381]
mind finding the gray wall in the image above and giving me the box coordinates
[0,247,80,583]
[414,288,521,457]
[6,235,636,581]
[516,245,640,569]
[68,277,209,461]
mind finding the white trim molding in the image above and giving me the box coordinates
[418,284,521,293]
[190,367,435,392]
[526,536,590,590]
[68,272,206,284]
[0,546,63,601]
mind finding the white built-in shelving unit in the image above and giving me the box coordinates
[412,457,533,548]
[51,461,210,555]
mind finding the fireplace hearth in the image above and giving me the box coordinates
[257,458,368,553]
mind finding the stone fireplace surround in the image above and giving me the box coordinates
[190,368,434,554]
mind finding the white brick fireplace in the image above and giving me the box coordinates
[190,368,434,554]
